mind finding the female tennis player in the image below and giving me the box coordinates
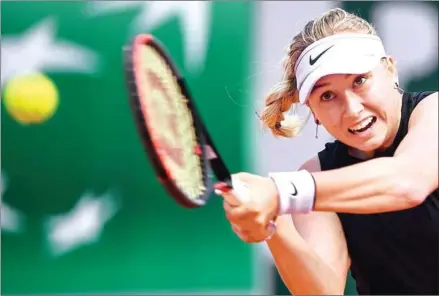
[215,8,438,295]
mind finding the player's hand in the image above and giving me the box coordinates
[215,172,280,243]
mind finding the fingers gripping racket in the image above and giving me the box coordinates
[123,34,248,208]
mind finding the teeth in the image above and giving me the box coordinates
[350,117,373,132]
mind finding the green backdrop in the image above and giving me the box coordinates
[2,1,438,295]
[1,2,256,294]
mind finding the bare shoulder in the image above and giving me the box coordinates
[292,155,351,276]
[409,91,438,124]
[421,91,438,103]
[426,91,438,100]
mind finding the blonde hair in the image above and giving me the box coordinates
[260,8,378,138]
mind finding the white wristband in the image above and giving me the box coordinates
[268,170,316,214]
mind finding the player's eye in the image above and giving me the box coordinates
[320,91,335,102]
[353,75,368,87]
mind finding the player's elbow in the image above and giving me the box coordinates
[396,181,428,208]
[392,169,432,208]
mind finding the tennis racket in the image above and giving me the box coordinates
[123,34,249,208]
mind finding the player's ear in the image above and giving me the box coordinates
[308,108,319,124]
[384,56,398,81]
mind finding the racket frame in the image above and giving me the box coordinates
[124,34,218,208]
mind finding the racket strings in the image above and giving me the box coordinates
[142,46,206,200]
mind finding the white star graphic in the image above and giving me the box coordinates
[1,17,101,86]
[86,1,212,74]
[1,171,26,233]
[45,190,120,257]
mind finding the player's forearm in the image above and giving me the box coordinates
[266,227,345,295]
[312,156,425,213]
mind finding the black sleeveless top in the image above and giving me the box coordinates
[318,91,439,295]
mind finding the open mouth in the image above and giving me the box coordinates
[348,116,377,134]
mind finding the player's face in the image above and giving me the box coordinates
[306,59,402,152]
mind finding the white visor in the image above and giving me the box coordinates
[295,33,387,104]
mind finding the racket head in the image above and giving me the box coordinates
[123,34,213,208]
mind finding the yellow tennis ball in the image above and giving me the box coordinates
[2,73,59,125]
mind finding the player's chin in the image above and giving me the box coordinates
[354,137,386,152]
[343,124,388,152]
[347,130,387,152]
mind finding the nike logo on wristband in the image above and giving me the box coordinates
[290,182,298,196]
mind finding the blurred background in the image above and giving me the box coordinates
[1,1,438,295]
